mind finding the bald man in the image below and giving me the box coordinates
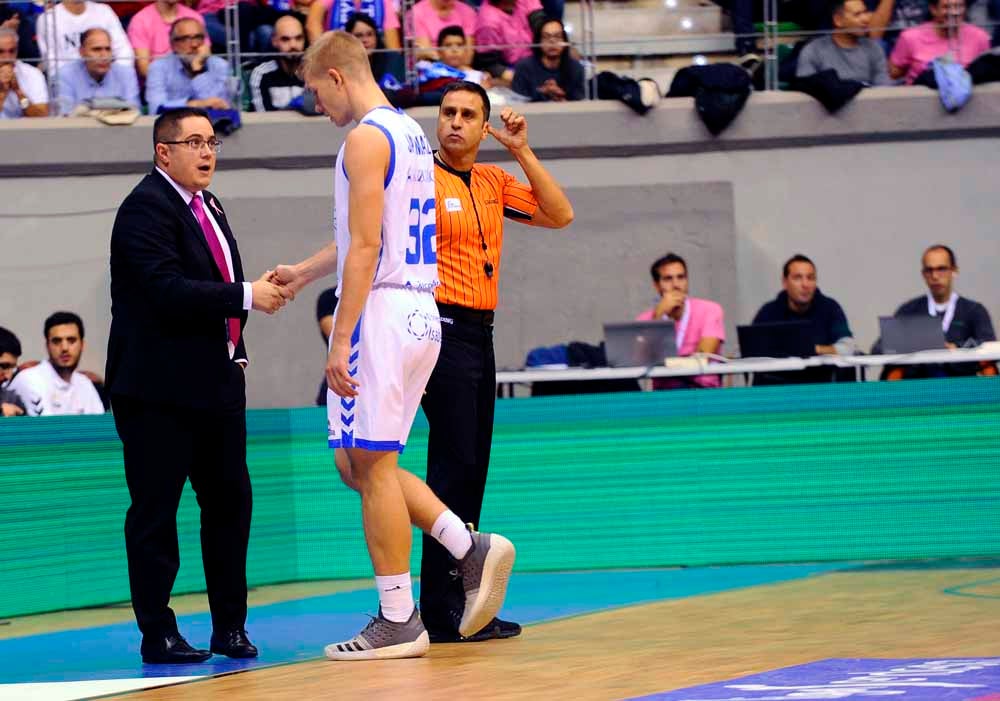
[249,15,306,111]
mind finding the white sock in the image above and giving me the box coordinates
[431,510,473,560]
[375,573,414,623]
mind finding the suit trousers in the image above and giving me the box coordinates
[112,370,252,638]
[419,308,496,633]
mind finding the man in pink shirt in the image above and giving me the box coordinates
[128,0,209,78]
[407,0,477,60]
[889,0,989,84]
[474,0,541,78]
[636,252,726,389]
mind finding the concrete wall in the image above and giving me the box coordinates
[2,87,999,407]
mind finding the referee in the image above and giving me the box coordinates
[421,81,574,642]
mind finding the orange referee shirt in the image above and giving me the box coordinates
[434,157,539,311]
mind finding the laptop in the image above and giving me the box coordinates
[878,315,945,354]
[602,321,677,367]
[737,321,815,358]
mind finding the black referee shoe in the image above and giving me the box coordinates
[427,617,522,644]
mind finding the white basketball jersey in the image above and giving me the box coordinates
[333,106,439,293]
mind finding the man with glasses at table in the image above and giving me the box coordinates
[146,17,230,114]
[880,244,996,380]
[107,107,291,663]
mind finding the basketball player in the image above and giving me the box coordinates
[270,31,516,661]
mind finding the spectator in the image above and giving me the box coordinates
[406,0,478,60]
[57,28,141,114]
[474,0,543,85]
[868,0,928,46]
[128,0,211,79]
[8,312,104,416]
[796,0,891,85]
[0,3,40,62]
[36,0,133,74]
[249,15,305,111]
[314,287,338,405]
[0,326,26,417]
[511,18,585,102]
[345,12,404,91]
[437,26,487,83]
[889,0,989,84]
[881,244,996,379]
[146,18,230,114]
[0,27,48,118]
[306,0,400,47]
[753,254,856,356]
[636,252,726,389]
[196,0,280,56]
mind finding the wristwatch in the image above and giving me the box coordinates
[18,95,29,110]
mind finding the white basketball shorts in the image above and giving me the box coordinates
[327,286,441,453]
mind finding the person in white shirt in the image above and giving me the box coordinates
[9,311,105,416]
[0,27,49,118]
[36,0,134,73]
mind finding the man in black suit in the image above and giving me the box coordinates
[107,107,291,664]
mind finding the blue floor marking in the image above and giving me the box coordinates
[0,563,844,684]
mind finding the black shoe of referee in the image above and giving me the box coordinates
[427,617,522,643]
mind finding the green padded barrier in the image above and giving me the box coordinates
[2,377,999,618]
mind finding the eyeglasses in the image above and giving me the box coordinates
[171,33,206,43]
[160,138,223,153]
[922,265,953,276]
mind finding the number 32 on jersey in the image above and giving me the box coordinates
[406,197,436,265]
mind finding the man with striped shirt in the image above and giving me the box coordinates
[421,80,574,642]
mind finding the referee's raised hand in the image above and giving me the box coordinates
[487,107,528,152]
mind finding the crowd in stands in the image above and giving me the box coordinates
[3,0,995,121]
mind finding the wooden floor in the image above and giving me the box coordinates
[109,565,1000,701]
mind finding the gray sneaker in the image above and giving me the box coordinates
[324,608,430,661]
[456,526,516,638]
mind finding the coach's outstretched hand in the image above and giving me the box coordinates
[487,107,528,153]
[267,265,307,296]
[252,272,294,314]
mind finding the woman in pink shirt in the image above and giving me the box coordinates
[407,0,477,61]
[127,0,209,78]
[889,0,989,84]
[474,0,542,85]
[636,253,726,389]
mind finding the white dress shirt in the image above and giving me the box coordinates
[9,360,104,416]
[156,167,252,361]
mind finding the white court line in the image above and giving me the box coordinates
[0,676,199,701]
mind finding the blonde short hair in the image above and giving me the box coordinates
[301,30,373,81]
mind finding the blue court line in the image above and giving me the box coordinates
[0,563,843,685]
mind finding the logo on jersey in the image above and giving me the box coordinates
[444,198,462,213]
[407,310,441,343]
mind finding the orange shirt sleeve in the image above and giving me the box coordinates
[501,171,538,222]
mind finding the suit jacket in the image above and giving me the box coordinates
[107,169,249,410]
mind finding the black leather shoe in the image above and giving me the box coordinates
[428,617,522,643]
[210,628,259,658]
[141,633,212,664]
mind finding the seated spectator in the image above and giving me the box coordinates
[0,27,48,118]
[146,18,230,114]
[412,25,490,99]
[474,0,543,86]
[889,0,989,84]
[346,12,404,91]
[307,0,400,46]
[0,3,40,62]
[128,0,211,79]
[315,287,338,405]
[635,252,726,389]
[57,28,140,114]
[197,0,280,56]
[0,326,25,417]
[406,0,477,60]
[512,18,585,102]
[796,0,891,85]
[881,244,996,379]
[8,312,104,416]
[249,15,305,111]
[36,0,133,73]
[753,254,856,356]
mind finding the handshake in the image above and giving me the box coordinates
[250,265,301,314]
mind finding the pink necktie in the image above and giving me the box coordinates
[190,194,241,348]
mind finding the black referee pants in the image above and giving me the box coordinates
[419,304,496,634]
